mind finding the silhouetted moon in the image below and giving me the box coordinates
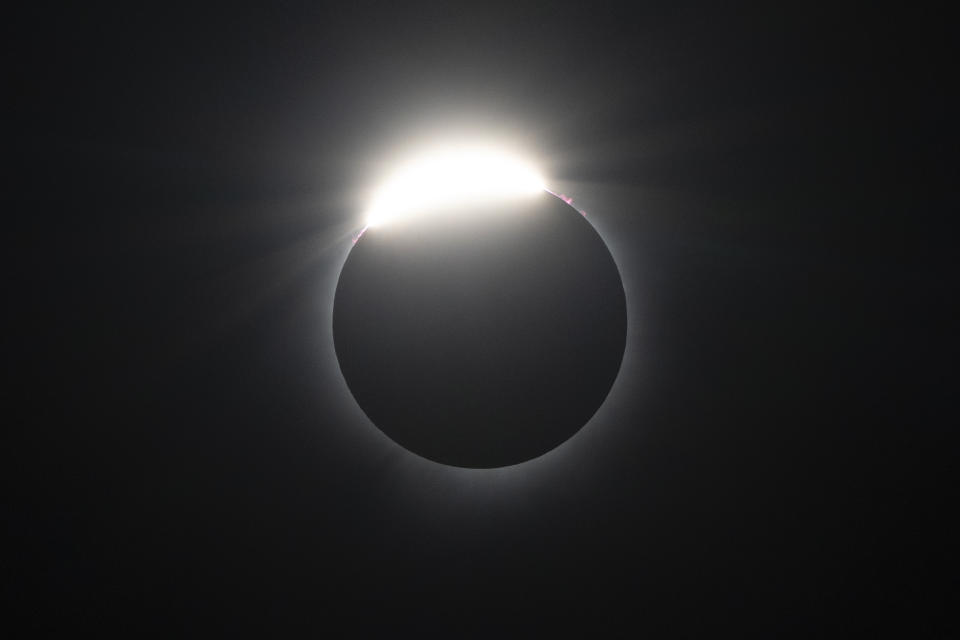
[333,193,626,467]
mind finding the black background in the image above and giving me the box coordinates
[8,2,954,634]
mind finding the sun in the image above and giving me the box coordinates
[363,144,546,229]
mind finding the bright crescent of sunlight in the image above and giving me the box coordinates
[364,145,546,229]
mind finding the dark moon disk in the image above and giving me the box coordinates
[333,193,627,468]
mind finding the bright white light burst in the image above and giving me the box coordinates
[364,145,546,229]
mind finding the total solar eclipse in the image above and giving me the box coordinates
[333,146,626,468]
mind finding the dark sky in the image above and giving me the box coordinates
[9,2,953,634]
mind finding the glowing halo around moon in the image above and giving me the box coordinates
[335,140,627,468]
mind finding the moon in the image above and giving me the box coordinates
[333,152,626,468]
